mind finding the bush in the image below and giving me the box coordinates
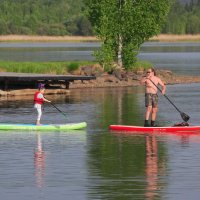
[67,62,79,72]
[131,60,153,71]
[47,24,67,36]
[76,16,93,36]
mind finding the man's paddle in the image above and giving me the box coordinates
[50,103,67,118]
[148,78,190,122]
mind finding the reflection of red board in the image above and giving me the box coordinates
[109,125,200,133]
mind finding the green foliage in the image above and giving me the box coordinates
[76,16,93,36]
[132,60,153,71]
[0,19,7,34]
[0,61,94,74]
[67,62,79,72]
[186,15,200,34]
[162,1,200,34]
[94,39,116,71]
[84,0,170,70]
[65,16,93,36]
[0,0,199,37]
[0,0,93,36]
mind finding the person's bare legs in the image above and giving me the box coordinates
[144,106,152,126]
[151,107,158,121]
[36,106,42,126]
[36,120,41,126]
[151,107,158,126]
[145,106,152,120]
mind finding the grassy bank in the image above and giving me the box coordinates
[1,34,200,42]
[0,60,152,74]
[0,61,94,74]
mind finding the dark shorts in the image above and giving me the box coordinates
[145,93,158,108]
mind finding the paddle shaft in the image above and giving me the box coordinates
[148,78,183,114]
[50,103,67,118]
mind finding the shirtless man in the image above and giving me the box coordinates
[140,68,166,127]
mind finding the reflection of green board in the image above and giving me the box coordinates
[0,122,87,131]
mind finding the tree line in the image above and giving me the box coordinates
[0,0,93,36]
[162,0,200,34]
[0,0,199,36]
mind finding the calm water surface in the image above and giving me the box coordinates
[0,41,200,75]
[1,83,200,199]
[0,42,200,199]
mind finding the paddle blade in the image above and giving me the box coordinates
[173,122,189,127]
[181,112,190,122]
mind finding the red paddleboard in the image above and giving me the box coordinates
[109,125,200,133]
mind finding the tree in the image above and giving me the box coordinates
[186,15,200,34]
[84,0,170,70]
[76,16,93,36]
[0,19,7,34]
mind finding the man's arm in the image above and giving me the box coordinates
[140,76,147,85]
[158,78,166,95]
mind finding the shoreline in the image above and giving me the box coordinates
[70,70,200,89]
[150,34,200,42]
[1,69,200,97]
[0,34,200,42]
[0,35,99,42]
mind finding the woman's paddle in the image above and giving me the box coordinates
[148,78,190,122]
[50,103,68,119]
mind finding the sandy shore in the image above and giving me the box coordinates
[0,34,200,42]
[151,34,200,42]
[0,35,99,42]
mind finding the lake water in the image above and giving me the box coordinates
[0,41,200,76]
[0,42,200,199]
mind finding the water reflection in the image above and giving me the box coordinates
[34,133,46,188]
[145,135,158,200]
[1,84,200,199]
[87,130,167,199]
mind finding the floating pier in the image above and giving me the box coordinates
[0,72,95,91]
[0,72,96,97]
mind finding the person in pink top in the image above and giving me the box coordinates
[140,68,166,127]
[34,83,51,125]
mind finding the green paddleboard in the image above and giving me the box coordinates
[0,122,87,131]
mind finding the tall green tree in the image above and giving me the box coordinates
[84,0,170,70]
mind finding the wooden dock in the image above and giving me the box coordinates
[0,72,96,91]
